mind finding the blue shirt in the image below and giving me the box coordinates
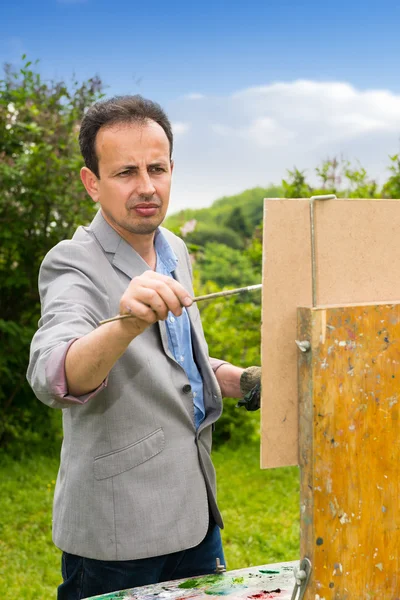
[154,230,205,429]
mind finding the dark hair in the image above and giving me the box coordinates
[79,95,173,177]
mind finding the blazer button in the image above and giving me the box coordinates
[182,384,192,394]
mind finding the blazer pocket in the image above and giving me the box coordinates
[93,428,165,480]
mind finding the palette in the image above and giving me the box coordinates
[84,561,297,600]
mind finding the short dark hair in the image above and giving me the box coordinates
[79,95,173,177]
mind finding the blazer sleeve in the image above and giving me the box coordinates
[27,240,110,409]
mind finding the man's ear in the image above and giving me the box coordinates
[80,167,100,203]
[170,159,174,174]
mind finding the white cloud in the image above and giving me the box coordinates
[166,80,400,212]
[184,93,205,100]
[172,122,190,136]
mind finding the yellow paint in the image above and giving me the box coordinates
[298,304,400,599]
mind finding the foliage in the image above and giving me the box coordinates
[0,444,299,598]
[165,185,282,238]
[0,58,102,449]
[186,222,263,448]
[185,222,244,249]
[382,154,400,198]
[282,167,313,198]
[196,243,260,288]
[223,206,252,239]
[285,157,382,200]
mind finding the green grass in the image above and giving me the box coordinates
[213,444,300,570]
[0,452,62,599]
[0,443,299,598]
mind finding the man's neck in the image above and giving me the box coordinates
[101,210,157,270]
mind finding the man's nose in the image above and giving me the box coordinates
[136,171,156,197]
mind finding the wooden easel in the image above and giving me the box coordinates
[262,195,400,599]
[298,301,400,598]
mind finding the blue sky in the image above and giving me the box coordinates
[2,0,400,210]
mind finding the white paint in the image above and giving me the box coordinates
[339,512,351,524]
[321,310,326,344]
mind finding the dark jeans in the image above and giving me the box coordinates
[58,518,224,600]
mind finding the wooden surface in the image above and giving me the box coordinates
[84,561,297,600]
[261,198,400,468]
[298,303,400,599]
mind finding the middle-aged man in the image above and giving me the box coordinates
[27,95,261,600]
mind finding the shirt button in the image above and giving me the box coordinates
[169,315,175,323]
[182,384,192,394]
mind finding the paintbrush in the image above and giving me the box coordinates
[98,283,262,326]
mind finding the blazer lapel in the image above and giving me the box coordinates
[89,209,150,280]
[89,212,181,362]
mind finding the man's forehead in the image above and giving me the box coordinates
[96,120,170,162]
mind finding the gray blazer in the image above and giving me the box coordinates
[27,210,224,561]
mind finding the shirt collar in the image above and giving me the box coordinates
[154,228,178,274]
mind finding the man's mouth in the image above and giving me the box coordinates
[132,204,160,217]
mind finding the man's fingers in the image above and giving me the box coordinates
[144,272,193,310]
[121,297,163,323]
[120,271,193,323]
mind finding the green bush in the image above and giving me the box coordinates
[198,284,262,448]
[0,59,102,451]
[196,243,260,288]
[185,223,244,249]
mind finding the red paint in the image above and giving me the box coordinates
[247,589,282,599]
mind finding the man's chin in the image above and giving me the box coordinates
[122,217,163,236]
[100,209,164,237]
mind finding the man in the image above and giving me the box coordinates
[27,95,260,600]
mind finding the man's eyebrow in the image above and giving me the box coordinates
[117,164,138,171]
[149,160,169,167]
[110,164,138,175]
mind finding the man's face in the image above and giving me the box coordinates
[83,120,173,238]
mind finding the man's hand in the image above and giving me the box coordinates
[119,271,193,336]
[65,272,192,397]
[237,366,261,411]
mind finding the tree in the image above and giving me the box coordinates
[382,154,400,199]
[224,206,252,239]
[342,161,378,198]
[196,243,260,288]
[315,156,342,192]
[282,167,312,198]
[0,58,103,451]
[185,222,244,249]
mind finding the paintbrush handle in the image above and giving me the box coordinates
[98,283,262,326]
[192,283,262,302]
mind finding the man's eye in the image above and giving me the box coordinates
[149,166,165,173]
[118,171,131,176]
